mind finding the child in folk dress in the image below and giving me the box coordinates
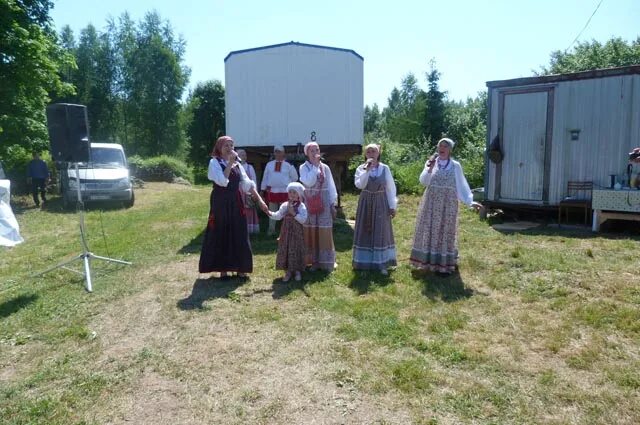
[268,182,308,282]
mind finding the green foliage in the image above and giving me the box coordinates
[184,80,226,164]
[382,73,427,145]
[363,103,381,134]
[129,155,193,183]
[0,146,57,194]
[422,58,447,147]
[0,0,75,158]
[371,59,486,190]
[538,37,640,75]
[54,11,191,158]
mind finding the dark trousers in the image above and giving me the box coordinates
[31,178,47,206]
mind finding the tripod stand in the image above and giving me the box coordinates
[36,163,131,292]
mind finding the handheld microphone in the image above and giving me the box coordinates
[427,153,439,167]
[231,150,242,164]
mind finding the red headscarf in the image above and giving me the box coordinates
[211,136,234,158]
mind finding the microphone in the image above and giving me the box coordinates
[427,153,439,167]
[364,158,374,169]
[231,150,242,164]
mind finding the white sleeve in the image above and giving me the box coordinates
[269,202,288,221]
[454,161,474,206]
[247,165,257,184]
[208,158,229,187]
[354,164,369,189]
[383,165,398,210]
[260,162,270,190]
[295,203,308,224]
[419,160,433,186]
[288,162,299,183]
[299,162,317,187]
[324,164,338,205]
[238,163,256,194]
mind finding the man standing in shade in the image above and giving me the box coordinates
[27,151,49,208]
[261,145,299,235]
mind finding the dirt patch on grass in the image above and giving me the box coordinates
[87,258,413,424]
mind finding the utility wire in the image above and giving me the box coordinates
[565,0,605,53]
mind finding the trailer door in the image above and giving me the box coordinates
[498,89,552,202]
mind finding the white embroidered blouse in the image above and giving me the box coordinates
[354,162,398,209]
[419,158,473,206]
[299,161,338,205]
[207,157,256,194]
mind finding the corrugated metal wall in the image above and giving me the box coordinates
[225,44,363,148]
[549,75,639,203]
[486,74,640,205]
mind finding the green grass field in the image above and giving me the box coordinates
[1,182,639,424]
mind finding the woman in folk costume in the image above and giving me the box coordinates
[268,182,308,282]
[236,149,260,234]
[352,144,397,275]
[260,145,299,235]
[410,138,482,276]
[299,141,338,272]
[199,136,269,279]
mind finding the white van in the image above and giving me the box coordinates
[61,143,134,209]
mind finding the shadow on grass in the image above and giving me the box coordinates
[178,229,205,254]
[270,270,334,299]
[0,294,38,318]
[177,277,249,310]
[348,270,393,295]
[412,270,474,302]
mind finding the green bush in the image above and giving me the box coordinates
[0,146,57,195]
[348,135,485,195]
[129,155,194,183]
[193,165,209,185]
[458,148,485,189]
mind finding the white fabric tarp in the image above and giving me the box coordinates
[0,180,24,247]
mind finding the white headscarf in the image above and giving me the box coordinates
[303,141,319,157]
[286,182,305,202]
[438,138,455,149]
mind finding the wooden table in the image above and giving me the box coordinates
[591,189,640,231]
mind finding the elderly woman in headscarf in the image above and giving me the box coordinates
[410,137,482,276]
[199,136,269,279]
[267,182,308,282]
[299,141,338,272]
[352,143,397,275]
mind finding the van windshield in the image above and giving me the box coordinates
[84,148,126,168]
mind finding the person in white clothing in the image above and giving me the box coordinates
[260,145,299,235]
[352,144,397,274]
[409,138,482,276]
[299,141,338,271]
[268,182,308,282]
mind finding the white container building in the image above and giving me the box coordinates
[485,65,640,208]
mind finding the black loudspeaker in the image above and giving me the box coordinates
[46,103,91,163]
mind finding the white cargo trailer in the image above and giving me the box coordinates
[224,41,364,202]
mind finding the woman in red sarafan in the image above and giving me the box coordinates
[198,136,268,279]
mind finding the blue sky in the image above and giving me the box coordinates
[50,0,639,107]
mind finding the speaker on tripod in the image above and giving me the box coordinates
[37,103,131,292]
[46,103,91,163]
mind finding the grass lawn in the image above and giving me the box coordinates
[1,182,639,424]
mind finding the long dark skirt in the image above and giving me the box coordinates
[199,182,253,274]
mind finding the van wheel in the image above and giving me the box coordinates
[124,192,135,208]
